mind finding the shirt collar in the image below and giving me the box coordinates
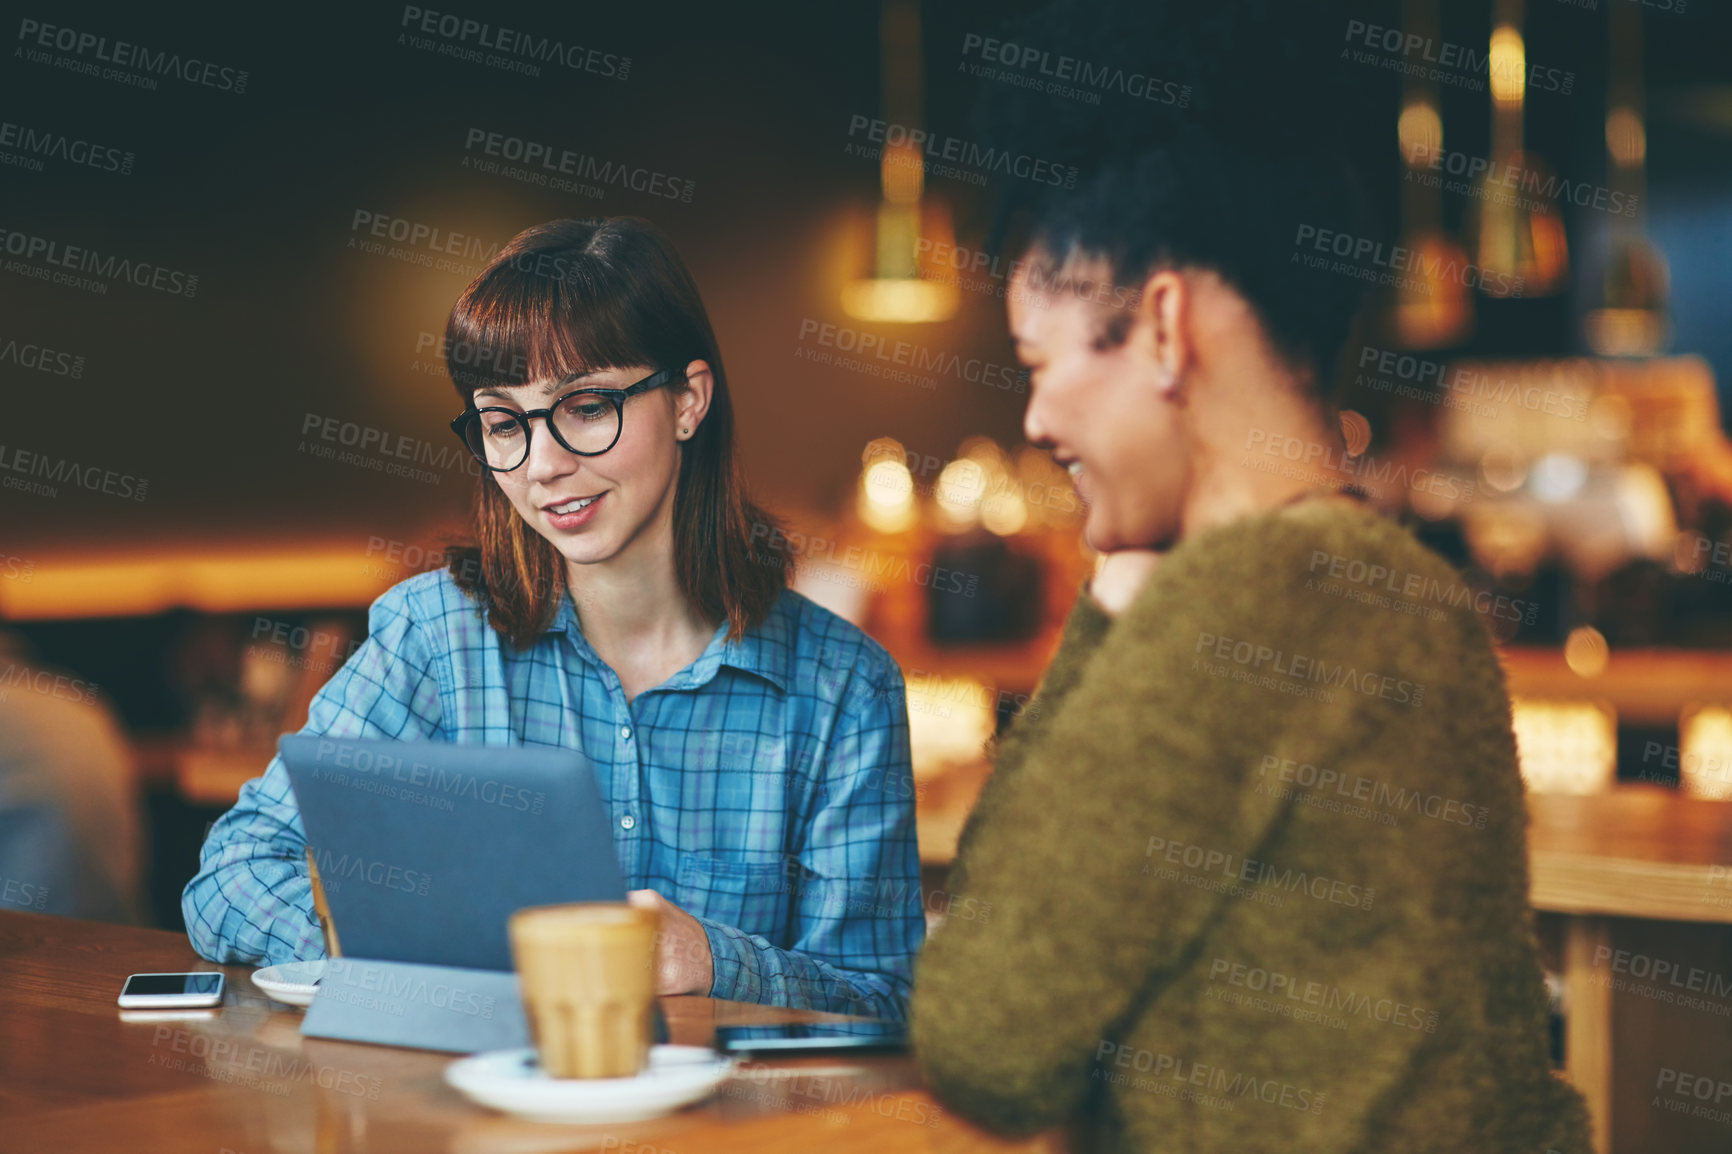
[549,588,793,693]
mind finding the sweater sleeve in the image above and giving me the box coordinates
[946,587,1113,877]
[911,521,1388,1134]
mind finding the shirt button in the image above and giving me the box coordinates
[620,725,633,740]
[620,815,636,830]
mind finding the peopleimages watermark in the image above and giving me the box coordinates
[1243,427,1477,506]
[298,409,480,485]
[844,114,1077,190]
[460,127,694,203]
[958,32,1191,109]
[888,443,1083,516]
[1205,956,1440,1034]
[248,615,363,678]
[309,848,432,898]
[1305,550,1538,628]
[1678,532,1732,587]
[0,660,102,706]
[307,738,548,816]
[1704,865,1732,911]
[410,329,529,388]
[15,17,250,94]
[769,862,994,926]
[1294,224,1523,297]
[1341,19,1575,97]
[711,1077,854,1128]
[0,117,134,176]
[397,6,630,80]
[147,1027,381,1099]
[0,226,199,297]
[361,535,479,586]
[348,209,507,279]
[0,442,148,501]
[711,1070,944,1128]
[795,319,1027,394]
[1590,945,1732,1017]
[1093,1041,1325,1114]
[1351,344,1587,422]
[1,874,48,911]
[1554,0,1687,15]
[750,520,981,597]
[912,236,1138,311]
[1405,145,1636,218]
[1640,739,1731,793]
[1193,630,1426,708]
[0,332,84,378]
[1255,754,1488,830]
[1144,835,1376,912]
[1653,1066,1732,1128]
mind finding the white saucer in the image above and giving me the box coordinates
[445,1045,737,1124]
[251,960,325,1007]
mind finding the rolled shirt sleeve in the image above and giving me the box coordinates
[699,658,924,1020]
[180,586,443,965]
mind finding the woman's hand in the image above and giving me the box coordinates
[1089,549,1164,617]
[627,889,714,995]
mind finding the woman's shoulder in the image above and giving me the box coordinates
[367,568,493,643]
[765,588,903,700]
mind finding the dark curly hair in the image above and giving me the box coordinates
[975,0,1371,390]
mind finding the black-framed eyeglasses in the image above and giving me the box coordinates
[449,367,681,472]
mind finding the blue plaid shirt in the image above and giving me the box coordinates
[182,570,924,1020]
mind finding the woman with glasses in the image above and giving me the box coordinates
[184,217,924,1020]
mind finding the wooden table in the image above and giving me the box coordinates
[0,912,1053,1154]
[1527,787,1732,1154]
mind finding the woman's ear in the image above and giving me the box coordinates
[674,359,715,438]
[1130,270,1191,397]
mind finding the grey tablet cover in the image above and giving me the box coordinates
[280,734,627,973]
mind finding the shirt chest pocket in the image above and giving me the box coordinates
[675,855,791,943]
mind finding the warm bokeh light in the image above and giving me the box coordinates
[882,142,924,205]
[858,439,918,533]
[934,458,987,528]
[1397,100,1443,167]
[1528,453,1588,502]
[1511,698,1617,794]
[1480,445,1529,493]
[1564,626,1610,678]
[1489,25,1526,108]
[1339,410,1372,457]
[905,673,996,778]
[1678,706,1732,800]
[980,489,1028,537]
[1606,105,1647,169]
[840,277,959,323]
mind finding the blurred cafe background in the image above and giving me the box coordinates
[2,1,1731,1149]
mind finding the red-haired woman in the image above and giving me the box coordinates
[185,217,923,1020]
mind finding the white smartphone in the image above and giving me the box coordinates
[117,972,226,1009]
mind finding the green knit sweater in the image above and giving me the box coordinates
[911,499,1592,1154]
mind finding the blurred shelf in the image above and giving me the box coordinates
[1501,647,1732,724]
[0,548,398,620]
[129,735,272,806]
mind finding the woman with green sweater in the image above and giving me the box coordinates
[909,3,1593,1151]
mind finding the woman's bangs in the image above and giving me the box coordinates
[445,258,654,400]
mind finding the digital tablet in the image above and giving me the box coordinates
[280,735,628,972]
